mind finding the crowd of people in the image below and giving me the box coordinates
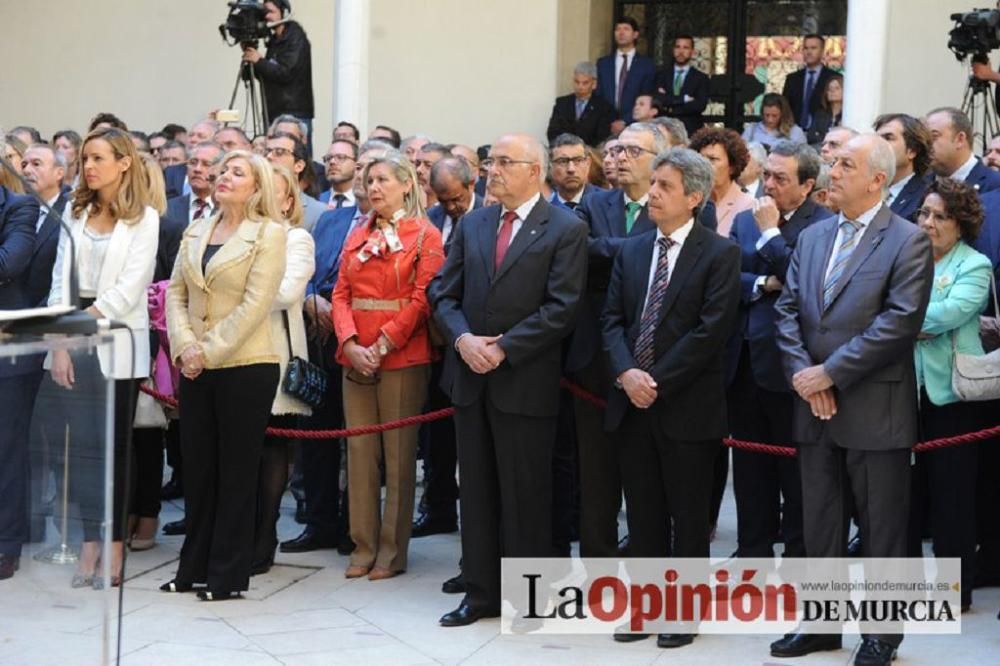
[3,14,1000,666]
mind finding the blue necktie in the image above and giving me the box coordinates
[803,70,816,129]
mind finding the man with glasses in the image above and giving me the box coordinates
[266,132,326,231]
[319,139,358,209]
[549,134,599,210]
[415,143,452,209]
[165,142,223,225]
[433,134,588,627]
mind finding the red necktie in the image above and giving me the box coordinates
[494,211,517,271]
[193,198,209,220]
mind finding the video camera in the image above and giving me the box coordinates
[219,0,272,47]
[948,8,1000,61]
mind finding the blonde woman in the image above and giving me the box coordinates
[252,165,316,574]
[47,127,158,588]
[164,151,286,600]
[742,93,806,147]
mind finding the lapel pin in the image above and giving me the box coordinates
[530,229,536,235]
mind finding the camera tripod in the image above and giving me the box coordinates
[961,75,1000,155]
[228,45,270,137]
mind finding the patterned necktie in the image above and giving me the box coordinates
[673,68,685,96]
[617,54,630,109]
[625,201,642,234]
[193,198,209,220]
[494,211,517,271]
[803,70,816,129]
[634,236,676,371]
[823,219,862,308]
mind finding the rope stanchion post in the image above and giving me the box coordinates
[138,382,999,454]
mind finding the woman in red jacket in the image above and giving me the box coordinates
[332,151,444,580]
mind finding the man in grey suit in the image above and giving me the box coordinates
[771,134,933,666]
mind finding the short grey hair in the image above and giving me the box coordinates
[770,140,822,185]
[430,156,473,189]
[862,133,897,196]
[625,122,670,154]
[651,147,715,212]
[651,117,689,147]
[814,162,831,190]
[401,134,434,149]
[27,143,67,169]
[746,141,767,166]
[573,61,597,79]
[269,114,307,140]
[191,119,221,135]
[192,141,225,163]
[359,139,393,155]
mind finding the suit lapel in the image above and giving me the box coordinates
[96,218,133,296]
[493,198,548,283]
[813,217,840,315]
[479,206,501,279]
[205,219,263,286]
[632,233,656,324]
[607,191,627,237]
[823,206,892,311]
[654,222,705,326]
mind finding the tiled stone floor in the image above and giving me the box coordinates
[2,474,999,665]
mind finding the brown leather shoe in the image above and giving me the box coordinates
[345,565,371,579]
[368,567,401,581]
[0,554,19,580]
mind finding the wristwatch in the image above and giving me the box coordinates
[378,341,389,357]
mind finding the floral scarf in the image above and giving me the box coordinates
[356,209,406,262]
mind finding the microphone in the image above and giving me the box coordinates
[0,151,98,335]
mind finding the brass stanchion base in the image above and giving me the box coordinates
[33,543,79,565]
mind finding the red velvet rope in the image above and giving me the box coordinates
[140,380,999,456]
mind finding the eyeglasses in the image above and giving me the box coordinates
[916,208,953,224]
[266,147,293,157]
[608,144,657,159]
[551,156,589,168]
[323,154,355,165]
[481,157,537,170]
[187,159,218,169]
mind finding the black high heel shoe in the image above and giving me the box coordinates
[159,579,193,593]
[197,589,241,602]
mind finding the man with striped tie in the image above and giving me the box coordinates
[772,134,933,665]
[601,148,740,649]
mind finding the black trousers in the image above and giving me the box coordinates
[164,418,182,486]
[455,392,556,613]
[909,391,978,606]
[799,438,909,648]
[0,372,41,557]
[176,364,278,592]
[132,426,164,519]
[617,407,720,558]
[418,359,458,519]
[571,352,622,557]
[728,345,804,557]
[551,390,579,556]
[299,341,344,536]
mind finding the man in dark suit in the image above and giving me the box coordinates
[0,185,39,580]
[281,142,391,555]
[549,134,600,210]
[926,106,1000,194]
[771,134,933,664]
[654,35,710,137]
[20,144,67,306]
[547,62,619,147]
[597,17,656,126]
[874,114,932,222]
[568,121,667,558]
[781,34,837,131]
[414,157,483,541]
[602,148,740,649]
[727,140,828,560]
[165,142,222,226]
[432,134,587,627]
[163,161,187,199]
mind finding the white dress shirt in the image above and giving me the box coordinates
[949,153,980,184]
[327,188,356,209]
[886,172,915,206]
[498,192,541,248]
[642,218,694,318]
[615,48,636,95]
[823,202,883,283]
[552,187,586,209]
[188,196,215,224]
[37,193,59,232]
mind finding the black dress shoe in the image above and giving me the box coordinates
[854,637,897,665]
[439,601,500,627]
[295,500,307,524]
[0,554,20,580]
[612,631,650,642]
[250,558,274,576]
[160,478,183,500]
[617,534,630,557]
[162,518,186,536]
[770,632,842,657]
[657,633,695,648]
[197,589,241,602]
[411,512,458,537]
[336,539,356,556]
[442,572,465,594]
[847,534,863,557]
[279,527,338,553]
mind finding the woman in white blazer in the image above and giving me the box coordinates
[47,127,158,588]
[252,166,316,574]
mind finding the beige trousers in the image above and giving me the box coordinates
[342,364,430,571]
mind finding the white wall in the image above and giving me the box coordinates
[0,0,334,152]
[365,0,560,146]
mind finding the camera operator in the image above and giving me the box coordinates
[966,3,1000,110]
[241,0,314,147]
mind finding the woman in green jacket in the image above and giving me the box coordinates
[911,178,992,611]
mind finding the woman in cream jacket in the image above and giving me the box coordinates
[252,165,315,574]
[47,127,157,589]
[163,151,286,600]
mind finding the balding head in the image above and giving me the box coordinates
[828,133,895,218]
[485,134,545,208]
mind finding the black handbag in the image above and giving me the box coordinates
[281,310,328,408]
